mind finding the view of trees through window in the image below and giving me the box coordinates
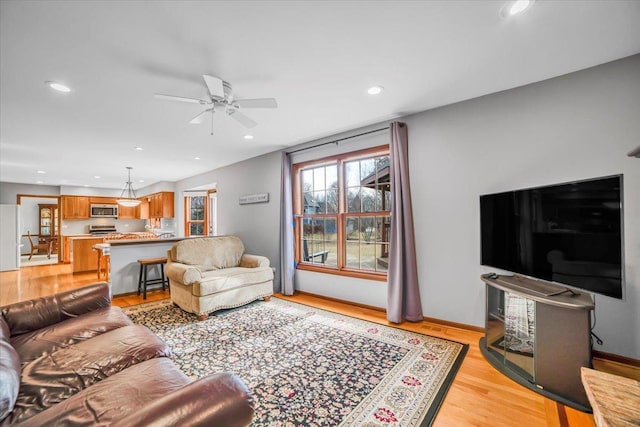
[297,148,391,276]
[185,195,206,236]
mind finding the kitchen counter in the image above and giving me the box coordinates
[108,238,182,296]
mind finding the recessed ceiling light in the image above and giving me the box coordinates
[36,180,44,184]
[367,86,384,95]
[37,170,46,174]
[94,175,101,179]
[501,0,534,17]
[194,157,201,160]
[135,147,143,151]
[139,179,145,183]
[45,81,71,93]
[244,134,254,140]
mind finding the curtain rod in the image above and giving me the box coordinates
[286,126,390,155]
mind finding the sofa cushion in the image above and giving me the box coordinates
[193,267,274,297]
[10,306,133,364]
[8,325,171,425]
[11,358,191,427]
[171,236,245,269]
[0,317,19,422]
[1,282,111,336]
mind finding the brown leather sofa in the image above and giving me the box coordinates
[0,282,254,426]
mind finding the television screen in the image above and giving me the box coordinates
[480,175,624,299]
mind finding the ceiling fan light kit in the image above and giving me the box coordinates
[155,74,277,135]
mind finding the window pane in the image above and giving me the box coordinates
[313,191,326,213]
[360,241,376,271]
[326,189,338,213]
[361,187,376,212]
[313,167,325,192]
[347,187,361,213]
[345,161,360,187]
[303,192,316,214]
[190,223,204,235]
[376,243,388,272]
[326,165,338,189]
[302,169,313,192]
[345,242,359,269]
[346,216,360,241]
[360,158,375,181]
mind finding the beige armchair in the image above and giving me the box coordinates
[166,236,274,320]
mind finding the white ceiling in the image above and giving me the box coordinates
[2,1,639,190]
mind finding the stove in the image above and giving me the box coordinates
[88,225,117,235]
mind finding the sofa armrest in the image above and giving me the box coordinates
[165,262,203,285]
[111,372,254,427]
[239,254,270,268]
[0,282,111,336]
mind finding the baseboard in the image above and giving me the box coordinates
[290,291,484,333]
[593,350,640,367]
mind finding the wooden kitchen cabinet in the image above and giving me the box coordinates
[72,237,104,273]
[61,196,90,219]
[147,192,174,218]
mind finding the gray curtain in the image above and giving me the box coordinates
[387,122,423,323]
[279,151,295,295]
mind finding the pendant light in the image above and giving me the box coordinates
[116,166,142,207]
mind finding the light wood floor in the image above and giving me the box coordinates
[2,264,638,426]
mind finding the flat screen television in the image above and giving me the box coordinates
[480,175,624,299]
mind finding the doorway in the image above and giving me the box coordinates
[17,195,61,267]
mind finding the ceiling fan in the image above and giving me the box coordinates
[155,75,277,133]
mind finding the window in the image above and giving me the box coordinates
[293,145,391,280]
[184,194,207,236]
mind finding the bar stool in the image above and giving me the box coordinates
[137,257,169,300]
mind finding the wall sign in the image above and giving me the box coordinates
[239,193,269,205]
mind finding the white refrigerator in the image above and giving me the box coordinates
[0,204,21,271]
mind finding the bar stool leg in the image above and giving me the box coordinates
[137,263,143,296]
[143,264,148,300]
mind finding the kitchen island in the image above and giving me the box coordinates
[98,237,184,296]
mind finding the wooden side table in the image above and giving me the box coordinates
[581,367,640,426]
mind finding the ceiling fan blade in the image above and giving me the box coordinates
[155,93,205,104]
[202,75,224,100]
[234,98,278,109]
[189,108,213,124]
[228,110,258,128]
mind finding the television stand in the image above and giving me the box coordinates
[480,274,595,412]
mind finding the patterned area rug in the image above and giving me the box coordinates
[124,298,468,426]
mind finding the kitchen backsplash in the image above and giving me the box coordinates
[61,218,146,235]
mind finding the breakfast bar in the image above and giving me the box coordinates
[95,237,183,296]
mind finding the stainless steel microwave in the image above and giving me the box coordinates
[90,204,118,218]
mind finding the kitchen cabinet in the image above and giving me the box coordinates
[147,192,174,218]
[61,196,90,219]
[90,197,117,204]
[72,237,104,273]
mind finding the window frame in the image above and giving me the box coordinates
[184,193,208,237]
[292,144,390,282]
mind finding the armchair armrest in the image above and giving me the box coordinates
[0,282,111,336]
[111,372,254,427]
[165,262,203,285]
[239,254,270,268]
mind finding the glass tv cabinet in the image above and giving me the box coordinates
[480,274,595,411]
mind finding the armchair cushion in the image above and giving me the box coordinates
[170,236,245,269]
[193,267,275,297]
